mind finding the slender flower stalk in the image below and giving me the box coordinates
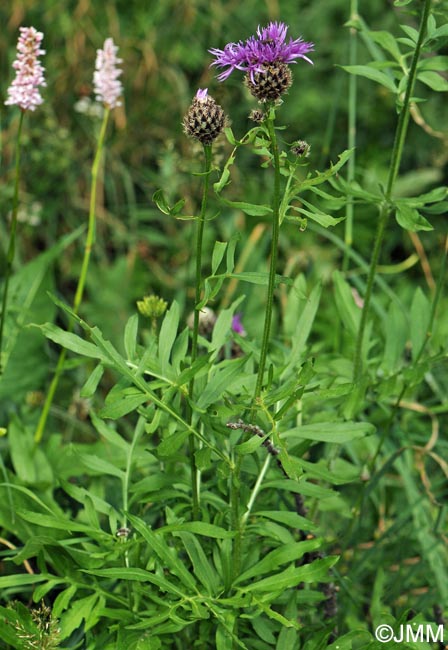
[183,88,226,518]
[34,38,122,442]
[1,27,46,373]
[352,0,432,381]
[253,111,281,405]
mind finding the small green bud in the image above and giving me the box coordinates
[137,295,168,319]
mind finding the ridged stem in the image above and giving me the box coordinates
[231,111,282,582]
[188,144,212,520]
[353,0,432,382]
[342,0,358,272]
[0,110,25,374]
[253,113,281,404]
[34,108,110,443]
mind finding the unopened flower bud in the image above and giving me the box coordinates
[249,109,265,123]
[183,88,226,145]
[291,140,311,157]
[137,295,168,319]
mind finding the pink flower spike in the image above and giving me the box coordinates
[93,37,123,109]
[5,27,46,111]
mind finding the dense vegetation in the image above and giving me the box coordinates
[0,0,447,648]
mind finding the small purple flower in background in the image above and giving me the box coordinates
[209,21,313,102]
[231,313,246,336]
[93,37,123,109]
[5,27,46,111]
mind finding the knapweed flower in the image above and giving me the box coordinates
[183,88,226,145]
[209,21,313,102]
[93,37,123,108]
[5,27,46,111]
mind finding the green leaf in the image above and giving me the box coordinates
[290,206,344,228]
[381,302,408,373]
[332,270,361,336]
[410,288,430,361]
[255,510,317,532]
[152,189,170,214]
[53,585,78,617]
[158,301,180,374]
[74,451,126,480]
[0,227,83,380]
[235,539,322,584]
[211,241,228,275]
[418,56,448,72]
[239,557,338,593]
[157,430,189,457]
[32,322,106,360]
[235,434,266,455]
[128,514,197,591]
[197,356,247,409]
[417,70,448,92]
[282,282,322,375]
[90,411,129,451]
[367,30,402,61]
[341,65,397,92]
[218,198,272,217]
[283,421,375,444]
[395,203,433,232]
[163,521,233,538]
[300,149,353,191]
[0,573,50,588]
[80,363,104,398]
[99,388,148,419]
[175,532,220,595]
[83,567,185,596]
[59,593,101,638]
[124,314,139,361]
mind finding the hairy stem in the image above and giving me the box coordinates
[0,110,24,374]
[353,0,432,381]
[34,108,110,443]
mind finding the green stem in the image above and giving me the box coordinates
[0,110,25,374]
[230,111,282,583]
[188,144,212,520]
[253,113,281,405]
[353,0,432,382]
[342,0,358,272]
[34,108,110,443]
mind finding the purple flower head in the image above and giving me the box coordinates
[231,313,246,336]
[209,21,313,83]
[93,38,123,109]
[195,88,209,102]
[5,27,46,111]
